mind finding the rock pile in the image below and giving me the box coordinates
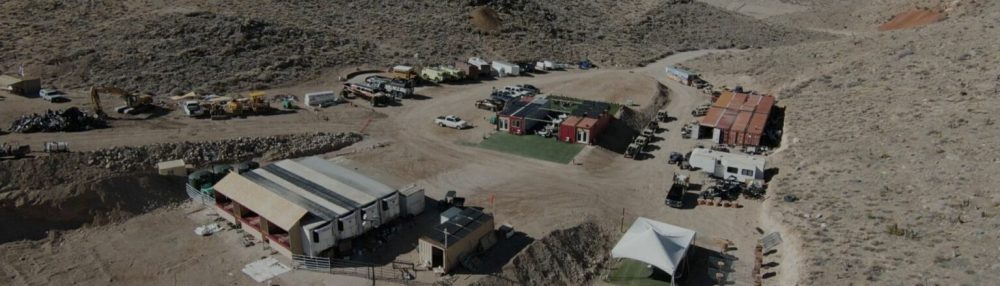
[85,132,362,171]
[471,222,611,286]
[7,107,107,133]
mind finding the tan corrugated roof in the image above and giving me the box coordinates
[0,75,21,86]
[213,173,308,230]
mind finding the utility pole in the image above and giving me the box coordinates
[620,208,625,233]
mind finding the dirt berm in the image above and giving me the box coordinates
[471,222,612,286]
[0,132,362,243]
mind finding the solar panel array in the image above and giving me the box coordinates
[426,208,492,247]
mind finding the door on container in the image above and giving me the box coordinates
[576,128,589,144]
[432,247,444,268]
[712,128,722,143]
[499,118,509,131]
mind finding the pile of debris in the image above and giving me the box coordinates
[8,108,107,133]
[85,132,363,171]
[471,222,611,286]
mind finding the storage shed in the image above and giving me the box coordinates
[157,159,187,176]
[687,148,766,182]
[0,75,41,97]
[455,61,480,79]
[468,57,491,77]
[491,61,520,77]
[418,208,496,273]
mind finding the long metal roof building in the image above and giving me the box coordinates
[214,157,397,229]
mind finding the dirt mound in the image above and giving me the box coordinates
[470,7,502,32]
[0,174,187,243]
[879,8,943,31]
[472,222,611,286]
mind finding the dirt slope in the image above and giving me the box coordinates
[0,0,824,94]
[684,1,1000,284]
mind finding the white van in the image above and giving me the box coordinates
[304,91,339,107]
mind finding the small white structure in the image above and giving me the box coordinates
[157,159,187,176]
[304,91,339,107]
[491,61,520,77]
[611,217,696,285]
[400,185,426,216]
[468,57,491,72]
[687,148,765,182]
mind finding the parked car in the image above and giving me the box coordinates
[180,100,205,117]
[434,115,468,129]
[514,84,539,93]
[665,174,689,208]
[39,89,68,102]
[475,99,504,112]
[668,152,684,165]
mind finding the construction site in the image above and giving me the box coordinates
[1,1,998,286]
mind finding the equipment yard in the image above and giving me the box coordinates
[2,1,998,286]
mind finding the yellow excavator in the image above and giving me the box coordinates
[89,86,153,118]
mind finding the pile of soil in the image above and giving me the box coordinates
[878,8,943,31]
[472,222,612,286]
[470,7,501,32]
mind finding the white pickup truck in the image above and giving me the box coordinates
[434,115,468,129]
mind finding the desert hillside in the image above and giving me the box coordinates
[0,0,821,94]
[685,0,1000,284]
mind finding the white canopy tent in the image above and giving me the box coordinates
[611,217,697,285]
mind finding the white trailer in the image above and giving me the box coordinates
[301,217,336,256]
[687,148,766,182]
[491,61,520,77]
[304,91,339,107]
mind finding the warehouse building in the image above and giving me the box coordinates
[418,207,496,273]
[699,91,776,146]
[211,157,422,257]
[688,148,766,182]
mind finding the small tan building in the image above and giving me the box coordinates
[0,75,41,97]
[418,208,496,273]
[157,159,187,176]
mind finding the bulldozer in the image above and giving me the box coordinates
[89,86,153,118]
[246,91,271,114]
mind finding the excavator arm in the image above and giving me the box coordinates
[90,86,131,118]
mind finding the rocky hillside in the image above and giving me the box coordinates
[685,1,1000,284]
[0,0,824,95]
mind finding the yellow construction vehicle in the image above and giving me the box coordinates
[246,91,271,114]
[89,86,153,118]
[225,99,244,116]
